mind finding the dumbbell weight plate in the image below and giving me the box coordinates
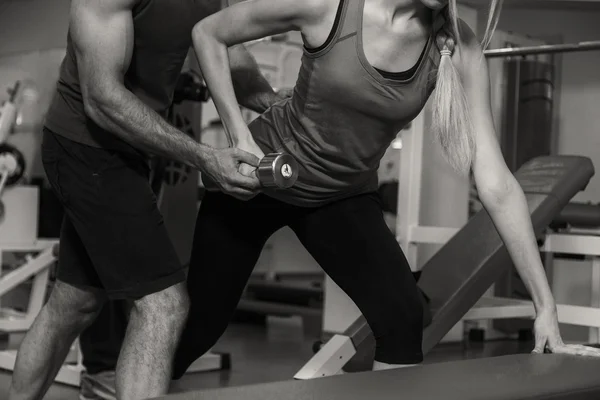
[257,153,298,189]
[0,144,26,186]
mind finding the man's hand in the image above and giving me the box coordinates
[236,136,265,178]
[202,147,261,200]
[532,308,600,357]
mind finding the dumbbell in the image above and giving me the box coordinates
[204,152,298,190]
[256,153,298,189]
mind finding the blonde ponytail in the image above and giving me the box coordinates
[431,0,503,175]
[431,37,474,175]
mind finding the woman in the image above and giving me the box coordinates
[173,0,600,378]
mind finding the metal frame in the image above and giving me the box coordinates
[0,240,85,386]
[485,40,600,58]
[464,230,600,339]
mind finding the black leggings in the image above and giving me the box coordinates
[173,190,424,378]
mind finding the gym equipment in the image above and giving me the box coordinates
[155,354,600,400]
[0,242,66,381]
[237,272,324,336]
[203,152,299,190]
[0,144,26,188]
[536,202,600,344]
[0,82,20,144]
[256,153,298,189]
[295,155,594,379]
[551,202,600,229]
[485,39,600,58]
[172,72,210,105]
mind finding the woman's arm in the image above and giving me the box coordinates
[192,0,327,146]
[455,24,600,357]
[456,25,555,314]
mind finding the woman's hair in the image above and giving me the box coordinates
[431,0,503,175]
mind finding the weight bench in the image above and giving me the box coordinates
[154,354,600,400]
[295,155,596,379]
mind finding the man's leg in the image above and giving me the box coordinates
[79,300,129,400]
[117,283,188,398]
[9,281,105,399]
[80,155,166,400]
[36,129,189,398]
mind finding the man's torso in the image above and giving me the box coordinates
[45,0,217,154]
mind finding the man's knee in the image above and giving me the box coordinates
[132,283,190,328]
[46,281,105,328]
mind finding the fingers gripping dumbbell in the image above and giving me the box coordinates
[256,153,298,189]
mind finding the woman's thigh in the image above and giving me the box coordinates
[290,192,424,364]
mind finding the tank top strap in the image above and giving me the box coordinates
[336,0,358,39]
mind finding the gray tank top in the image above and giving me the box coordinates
[250,0,446,207]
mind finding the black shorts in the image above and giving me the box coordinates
[41,127,185,299]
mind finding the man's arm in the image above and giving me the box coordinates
[228,44,282,113]
[71,0,261,199]
[71,0,212,168]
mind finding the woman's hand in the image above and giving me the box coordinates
[236,135,265,178]
[533,308,600,357]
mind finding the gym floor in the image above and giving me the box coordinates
[0,317,534,399]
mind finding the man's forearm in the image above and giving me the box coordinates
[86,86,212,169]
[483,180,556,313]
[229,45,280,113]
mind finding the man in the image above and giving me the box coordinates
[9,0,283,399]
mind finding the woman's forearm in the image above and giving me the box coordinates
[192,23,252,146]
[481,178,556,313]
